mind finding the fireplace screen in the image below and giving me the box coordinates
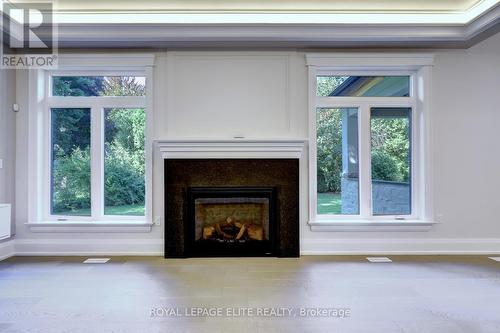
[187,187,276,256]
[195,197,269,243]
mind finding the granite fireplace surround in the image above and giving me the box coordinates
[165,159,299,258]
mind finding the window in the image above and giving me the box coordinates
[52,76,146,97]
[316,107,359,215]
[103,108,146,216]
[51,108,92,216]
[371,107,411,215]
[314,74,414,220]
[47,74,148,220]
[317,76,410,97]
[307,53,434,228]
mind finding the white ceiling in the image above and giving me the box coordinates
[54,0,481,12]
[52,0,499,25]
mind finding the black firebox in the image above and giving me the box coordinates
[186,187,277,257]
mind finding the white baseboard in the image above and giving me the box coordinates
[3,238,500,258]
[301,238,500,255]
[14,238,163,256]
[0,239,15,260]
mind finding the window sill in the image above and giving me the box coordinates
[25,221,154,233]
[308,220,437,232]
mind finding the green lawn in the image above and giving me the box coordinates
[317,192,342,215]
[105,204,145,216]
[53,204,145,217]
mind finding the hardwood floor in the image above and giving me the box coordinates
[1,256,500,332]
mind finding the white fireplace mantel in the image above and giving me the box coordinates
[155,139,308,159]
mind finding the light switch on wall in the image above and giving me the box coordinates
[0,159,3,169]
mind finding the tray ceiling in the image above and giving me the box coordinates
[54,0,481,12]
[2,0,499,48]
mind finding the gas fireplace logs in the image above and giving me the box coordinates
[202,226,216,239]
[246,224,264,241]
[202,217,264,241]
[235,224,247,240]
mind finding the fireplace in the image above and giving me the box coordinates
[164,158,300,258]
[186,187,277,256]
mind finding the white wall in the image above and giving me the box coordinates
[162,53,304,139]
[0,69,16,237]
[432,33,500,238]
[12,31,500,254]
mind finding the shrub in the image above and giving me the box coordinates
[371,150,401,182]
[53,144,145,212]
[104,143,145,206]
[103,108,145,207]
[52,147,91,213]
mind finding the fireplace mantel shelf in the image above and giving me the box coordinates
[155,139,308,159]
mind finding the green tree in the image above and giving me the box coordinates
[316,76,348,96]
[104,108,146,207]
[102,77,146,210]
[52,76,105,96]
[51,109,91,214]
[316,108,343,193]
[371,117,410,182]
[316,77,352,194]
[103,76,145,96]
[51,108,91,156]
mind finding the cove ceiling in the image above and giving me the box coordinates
[6,0,500,47]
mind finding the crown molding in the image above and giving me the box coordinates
[465,1,500,38]
[53,16,499,49]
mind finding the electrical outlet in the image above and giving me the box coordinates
[154,216,161,226]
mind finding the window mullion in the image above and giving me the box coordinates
[90,103,104,220]
[358,102,372,218]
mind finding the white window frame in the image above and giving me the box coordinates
[306,53,436,231]
[25,54,155,232]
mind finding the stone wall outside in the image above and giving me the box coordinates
[340,177,410,215]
